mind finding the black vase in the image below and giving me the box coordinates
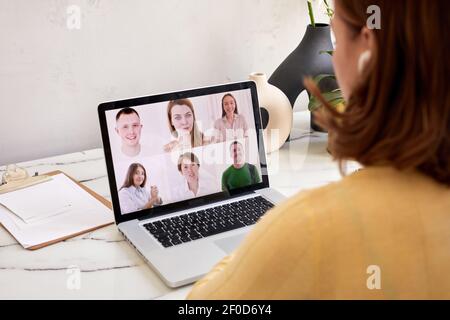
[268,24,336,133]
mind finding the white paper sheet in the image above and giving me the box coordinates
[0,173,114,248]
[0,176,77,223]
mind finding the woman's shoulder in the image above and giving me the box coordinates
[235,113,248,122]
[269,165,449,223]
[261,168,379,220]
[213,117,225,127]
[119,185,141,194]
[118,186,132,197]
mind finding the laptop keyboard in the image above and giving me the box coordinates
[143,196,274,248]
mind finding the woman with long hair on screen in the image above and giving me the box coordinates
[188,0,450,299]
[118,163,162,214]
[213,93,249,142]
[163,99,211,152]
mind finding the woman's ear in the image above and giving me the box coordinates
[357,27,376,73]
[360,26,376,53]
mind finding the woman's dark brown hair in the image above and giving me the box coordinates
[306,0,450,185]
[120,163,147,190]
[221,93,239,118]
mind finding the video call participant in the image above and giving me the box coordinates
[221,141,261,192]
[173,152,216,201]
[115,108,143,157]
[118,163,162,214]
[213,93,249,142]
[164,99,211,153]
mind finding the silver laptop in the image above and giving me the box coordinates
[98,81,285,287]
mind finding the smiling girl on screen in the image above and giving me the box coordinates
[213,93,249,143]
[118,163,162,214]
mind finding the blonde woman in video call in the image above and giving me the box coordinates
[213,93,249,142]
[118,163,162,214]
[163,99,212,153]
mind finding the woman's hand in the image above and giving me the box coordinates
[151,186,163,205]
[163,140,179,152]
[150,186,159,200]
[145,186,162,209]
[202,135,215,145]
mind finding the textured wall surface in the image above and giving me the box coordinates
[0,0,328,164]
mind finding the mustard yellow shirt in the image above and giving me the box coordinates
[187,166,450,299]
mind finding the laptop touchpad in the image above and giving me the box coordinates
[214,233,246,254]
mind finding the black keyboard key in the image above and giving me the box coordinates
[190,234,202,240]
[180,236,191,243]
[189,231,201,238]
[154,233,170,241]
[199,221,246,238]
[161,241,173,248]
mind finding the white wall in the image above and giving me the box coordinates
[0,0,329,165]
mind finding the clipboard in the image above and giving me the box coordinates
[0,170,114,250]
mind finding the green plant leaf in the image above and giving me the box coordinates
[323,0,334,18]
[319,50,334,56]
[313,74,336,83]
[308,90,344,111]
[307,1,315,27]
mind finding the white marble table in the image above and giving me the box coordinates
[0,111,359,299]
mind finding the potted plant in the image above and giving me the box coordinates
[268,0,338,134]
[308,0,334,28]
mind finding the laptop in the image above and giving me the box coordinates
[98,81,286,287]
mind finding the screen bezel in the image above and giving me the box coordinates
[98,81,270,225]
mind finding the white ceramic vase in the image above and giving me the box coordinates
[249,72,293,153]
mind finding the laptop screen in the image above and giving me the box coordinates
[103,86,264,217]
